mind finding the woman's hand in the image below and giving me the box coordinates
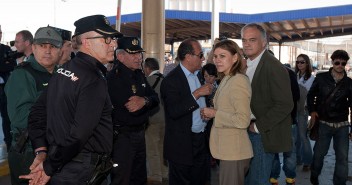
[201,107,216,120]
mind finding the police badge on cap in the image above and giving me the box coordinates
[73,14,123,38]
[118,37,145,54]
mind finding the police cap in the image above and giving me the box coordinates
[118,36,145,54]
[33,27,63,48]
[48,26,72,41]
[73,14,123,38]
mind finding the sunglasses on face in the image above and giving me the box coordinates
[333,61,347,66]
[296,60,306,64]
[192,52,204,59]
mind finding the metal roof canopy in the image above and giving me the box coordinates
[108,4,352,44]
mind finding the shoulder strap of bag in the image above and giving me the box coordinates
[151,73,163,89]
[324,79,344,105]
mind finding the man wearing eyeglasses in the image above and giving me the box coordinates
[107,36,159,185]
[160,38,213,185]
[307,49,352,185]
[20,15,122,185]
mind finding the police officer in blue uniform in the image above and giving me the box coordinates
[20,15,122,185]
[107,37,159,185]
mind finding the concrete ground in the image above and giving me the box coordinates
[0,117,352,185]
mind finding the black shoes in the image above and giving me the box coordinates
[310,175,319,185]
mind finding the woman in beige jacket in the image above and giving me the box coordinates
[201,40,253,185]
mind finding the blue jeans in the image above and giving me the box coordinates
[296,110,313,165]
[270,125,297,179]
[311,123,349,185]
[245,132,274,185]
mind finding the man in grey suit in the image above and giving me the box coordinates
[241,23,293,185]
[143,57,168,184]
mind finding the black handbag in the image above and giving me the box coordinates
[308,80,344,141]
[308,117,319,141]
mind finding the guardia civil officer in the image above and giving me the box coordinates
[20,15,122,185]
[107,37,159,185]
[5,26,62,185]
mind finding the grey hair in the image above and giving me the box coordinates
[241,23,267,42]
[115,49,126,55]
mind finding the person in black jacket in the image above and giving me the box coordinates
[20,14,122,185]
[107,36,159,185]
[307,50,352,185]
[0,26,15,152]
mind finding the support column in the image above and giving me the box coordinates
[142,0,165,73]
[115,0,122,31]
[211,0,219,45]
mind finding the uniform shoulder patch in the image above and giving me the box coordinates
[57,68,79,81]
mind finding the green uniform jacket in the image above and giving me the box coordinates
[5,58,53,142]
[251,50,294,153]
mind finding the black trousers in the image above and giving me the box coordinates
[8,147,34,185]
[49,152,103,185]
[0,85,11,151]
[111,130,147,185]
[168,132,208,185]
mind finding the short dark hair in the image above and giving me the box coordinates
[202,63,217,77]
[144,57,159,70]
[177,38,198,61]
[331,50,350,61]
[17,30,33,44]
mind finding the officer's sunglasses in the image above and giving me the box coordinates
[333,61,347,66]
[86,36,116,44]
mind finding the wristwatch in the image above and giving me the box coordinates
[35,150,48,156]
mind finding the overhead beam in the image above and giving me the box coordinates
[270,23,352,34]
[286,20,302,37]
[342,16,345,33]
[328,16,333,34]
[313,18,323,35]
[301,19,309,30]
[166,26,209,33]
[261,23,282,41]
[273,22,292,39]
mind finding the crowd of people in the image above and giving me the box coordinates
[0,14,351,185]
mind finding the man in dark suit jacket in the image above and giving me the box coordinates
[160,38,213,185]
[241,23,293,185]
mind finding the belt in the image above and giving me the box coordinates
[72,152,102,165]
